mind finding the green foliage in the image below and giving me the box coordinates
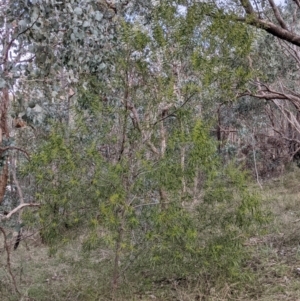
[22,105,266,294]
[198,163,267,276]
[5,0,271,298]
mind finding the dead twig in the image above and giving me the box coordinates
[0,146,30,161]
[1,203,40,221]
[0,226,20,295]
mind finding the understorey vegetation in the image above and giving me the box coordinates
[1,0,300,300]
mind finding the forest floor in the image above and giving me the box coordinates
[239,167,300,301]
[2,167,300,300]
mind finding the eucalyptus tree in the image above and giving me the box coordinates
[179,0,300,175]
[200,0,300,46]
[244,3,300,167]
[0,0,135,219]
[235,2,300,174]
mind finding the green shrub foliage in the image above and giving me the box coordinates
[19,0,266,295]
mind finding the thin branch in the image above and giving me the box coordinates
[11,157,24,205]
[290,145,300,161]
[253,0,262,17]
[153,92,196,126]
[120,73,159,155]
[267,0,289,30]
[273,99,300,133]
[252,133,263,189]
[242,85,300,111]
[0,227,61,252]
[293,0,300,9]
[3,15,40,64]
[240,0,255,15]
[234,14,300,47]
[0,146,30,160]
[159,103,173,156]
[146,141,159,155]
[277,39,300,65]
[18,55,36,64]
[277,82,300,98]
[0,227,20,295]
[1,203,40,221]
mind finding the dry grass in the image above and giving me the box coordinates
[240,166,300,301]
[2,167,300,300]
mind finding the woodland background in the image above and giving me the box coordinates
[1,0,300,300]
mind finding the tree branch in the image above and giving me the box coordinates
[248,18,300,47]
[0,227,20,294]
[3,15,40,65]
[0,146,30,160]
[153,92,196,126]
[277,39,300,65]
[267,0,288,30]
[1,203,40,221]
[234,0,300,47]
[242,84,300,110]
[293,0,300,9]
[240,0,255,15]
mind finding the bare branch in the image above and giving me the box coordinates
[1,203,40,221]
[146,141,159,155]
[249,18,300,47]
[0,146,30,160]
[3,15,40,65]
[273,99,300,133]
[232,4,300,47]
[0,227,20,294]
[277,39,300,65]
[242,84,300,111]
[153,92,196,126]
[239,0,255,15]
[11,157,24,205]
[293,0,300,9]
[267,0,288,30]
